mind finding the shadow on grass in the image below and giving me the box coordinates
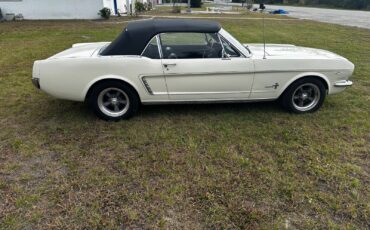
[138,101,283,117]
[29,99,286,124]
[39,99,284,122]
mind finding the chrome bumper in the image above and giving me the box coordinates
[334,80,353,87]
[32,78,40,89]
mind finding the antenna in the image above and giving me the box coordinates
[263,5,267,59]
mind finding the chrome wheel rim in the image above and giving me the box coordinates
[292,83,320,112]
[97,88,130,117]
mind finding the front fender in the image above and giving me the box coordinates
[277,72,331,97]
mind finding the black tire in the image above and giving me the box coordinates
[88,80,140,121]
[280,77,326,114]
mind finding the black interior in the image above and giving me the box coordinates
[141,43,223,59]
[141,40,241,60]
[161,44,223,59]
[142,44,160,59]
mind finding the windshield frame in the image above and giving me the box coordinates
[218,28,252,58]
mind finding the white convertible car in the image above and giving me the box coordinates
[32,19,354,120]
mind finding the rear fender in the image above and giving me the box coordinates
[83,75,140,100]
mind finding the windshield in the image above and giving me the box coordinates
[218,28,251,57]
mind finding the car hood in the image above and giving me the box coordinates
[245,44,346,60]
[48,42,110,59]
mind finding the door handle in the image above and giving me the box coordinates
[163,63,177,68]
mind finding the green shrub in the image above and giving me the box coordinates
[191,0,202,8]
[146,2,153,11]
[99,7,111,19]
[135,2,146,13]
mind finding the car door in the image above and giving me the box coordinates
[159,32,254,101]
[138,36,168,99]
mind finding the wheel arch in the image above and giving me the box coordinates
[278,72,330,98]
[84,75,141,102]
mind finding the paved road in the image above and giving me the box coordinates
[263,5,370,29]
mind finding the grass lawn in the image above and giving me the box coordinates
[0,10,369,229]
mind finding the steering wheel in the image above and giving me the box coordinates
[168,53,177,59]
[164,46,177,59]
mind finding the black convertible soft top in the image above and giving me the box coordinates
[100,19,221,56]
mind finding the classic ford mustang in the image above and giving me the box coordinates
[32,19,354,120]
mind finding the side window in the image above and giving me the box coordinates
[159,33,223,59]
[141,37,160,59]
[220,37,241,58]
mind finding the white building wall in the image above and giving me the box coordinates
[116,0,127,13]
[103,0,115,13]
[103,0,127,14]
[0,0,104,19]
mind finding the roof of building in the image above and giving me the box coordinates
[101,19,222,56]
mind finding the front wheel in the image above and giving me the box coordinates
[88,81,140,121]
[280,78,326,113]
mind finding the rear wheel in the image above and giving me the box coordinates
[280,77,326,113]
[88,81,139,121]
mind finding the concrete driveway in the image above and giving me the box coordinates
[263,5,370,29]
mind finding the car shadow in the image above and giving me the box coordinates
[137,101,283,118]
[34,99,285,124]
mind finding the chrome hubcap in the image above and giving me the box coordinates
[292,83,320,112]
[97,88,130,117]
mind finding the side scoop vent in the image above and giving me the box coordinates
[142,77,153,95]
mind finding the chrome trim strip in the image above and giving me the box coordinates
[254,69,350,74]
[164,71,254,76]
[142,98,275,105]
[334,80,353,87]
[168,91,250,95]
[156,34,163,59]
[152,92,168,95]
[251,90,277,93]
[139,71,254,78]
[142,69,338,77]
[217,33,226,58]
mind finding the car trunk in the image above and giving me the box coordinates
[48,42,110,59]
